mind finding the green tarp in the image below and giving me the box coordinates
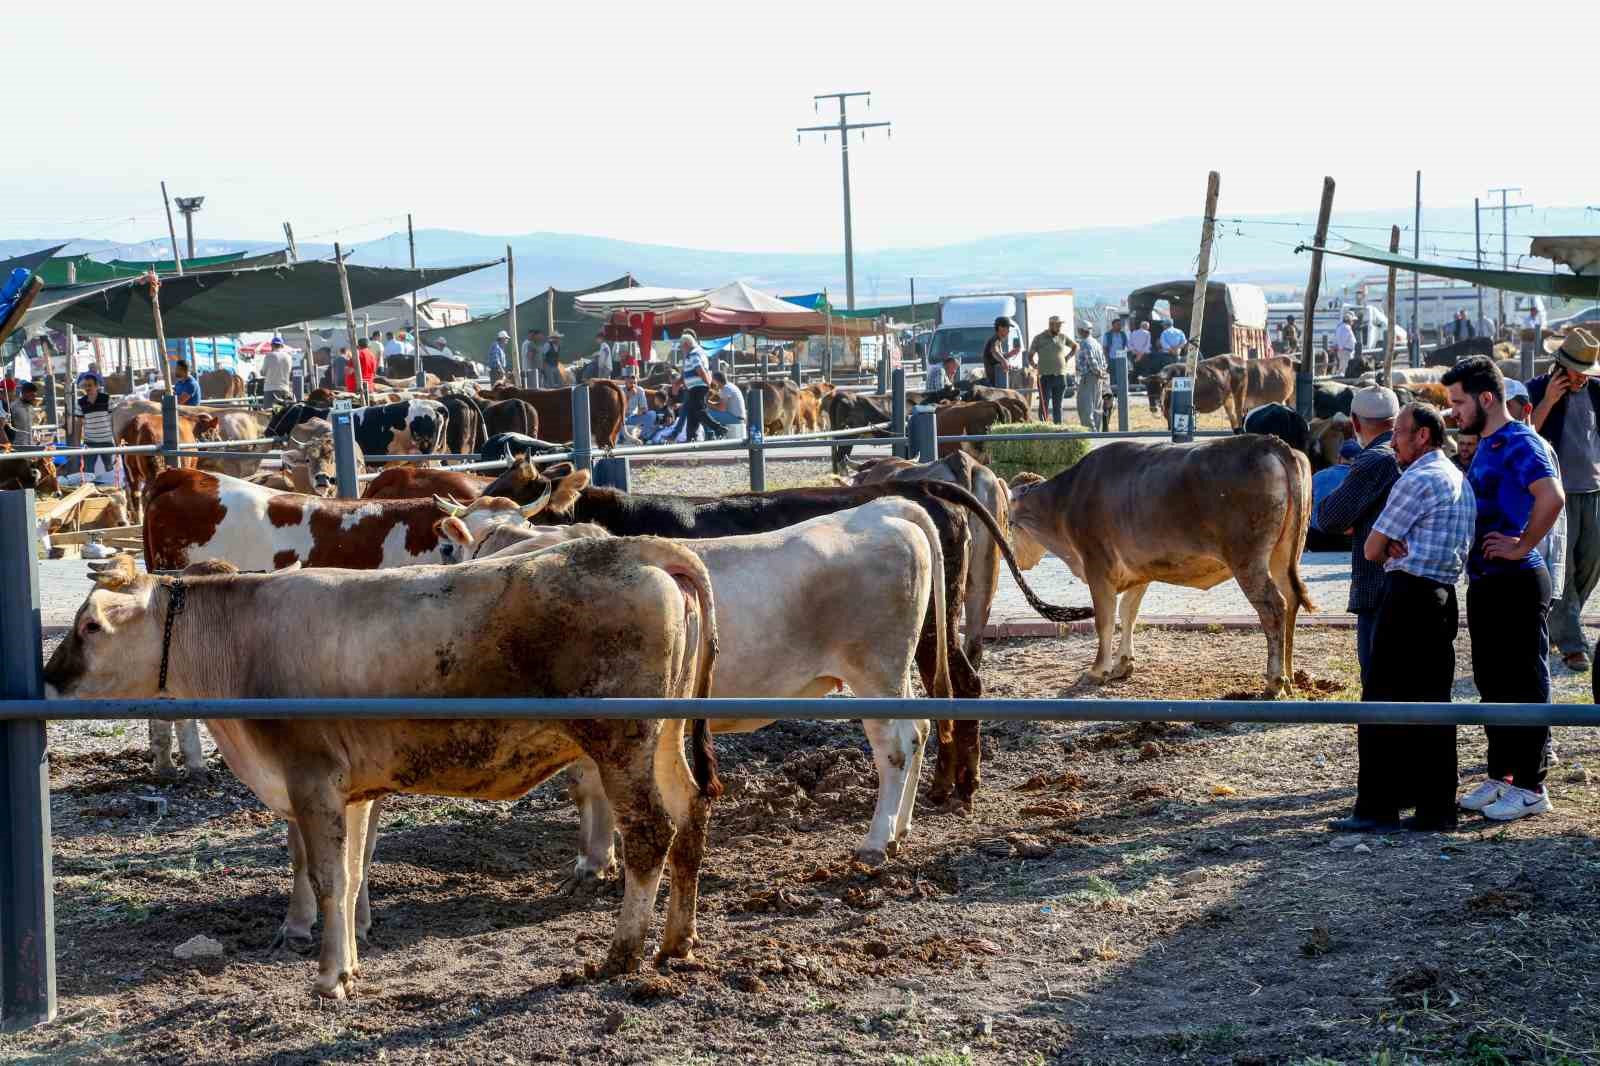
[421,275,636,362]
[35,249,285,286]
[41,258,499,338]
[783,292,930,323]
[1307,241,1600,301]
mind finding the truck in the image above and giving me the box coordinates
[927,289,1075,378]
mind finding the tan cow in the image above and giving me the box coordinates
[1155,355,1297,431]
[1007,434,1315,696]
[45,545,720,998]
[196,409,275,480]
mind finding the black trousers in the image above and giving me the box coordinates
[682,385,724,440]
[1356,571,1459,819]
[1468,567,1552,790]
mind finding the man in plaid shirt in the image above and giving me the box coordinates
[1330,403,1475,833]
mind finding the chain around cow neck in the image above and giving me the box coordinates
[158,578,186,694]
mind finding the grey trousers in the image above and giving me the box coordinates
[1549,489,1600,656]
[1077,373,1104,428]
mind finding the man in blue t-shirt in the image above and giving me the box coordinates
[1442,355,1565,822]
[171,360,202,405]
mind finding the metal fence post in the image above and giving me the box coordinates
[415,354,426,390]
[593,458,630,491]
[331,409,359,498]
[910,405,938,463]
[877,356,889,396]
[1111,352,1130,433]
[571,384,592,472]
[291,366,305,401]
[891,367,907,460]
[791,350,802,387]
[0,489,55,1032]
[1170,376,1194,444]
[160,393,179,466]
[746,386,766,492]
[41,372,56,443]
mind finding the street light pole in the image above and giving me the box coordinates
[797,92,891,312]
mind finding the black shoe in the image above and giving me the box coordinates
[1328,814,1401,833]
[1402,813,1459,833]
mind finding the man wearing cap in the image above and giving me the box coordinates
[1314,386,1402,685]
[261,336,294,406]
[1443,355,1564,822]
[1074,324,1106,430]
[1332,313,1358,378]
[982,317,1012,388]
[488,331,510,381]
[1027,315,1077,424]
[1527,328,1600,671]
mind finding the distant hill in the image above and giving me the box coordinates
[7,205,1596,316]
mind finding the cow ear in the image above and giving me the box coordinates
[540,460,573,481]
[549,469,590,514]
[88,553,139,591]
[437,516,473,547]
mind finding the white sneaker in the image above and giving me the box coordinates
[1459,779,1508,812]
[1482,786,1553,822]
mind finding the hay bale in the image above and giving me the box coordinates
[983,421,1092,482]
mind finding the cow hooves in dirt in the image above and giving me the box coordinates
[1108,657,1134,681]
[557,861,619,898]
[269,927,317,957]
[315,970,358,1001]
[853,844,891,867]
[654,934,699,966]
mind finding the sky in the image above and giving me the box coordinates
[8,0,1598,256]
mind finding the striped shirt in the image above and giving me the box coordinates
[78,392,113,443]
[1371,448,1476,585]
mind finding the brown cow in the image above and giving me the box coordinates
[361,466,492,502]
[933,400,1022,457]
[480,383,623,446]
[1151,354,1297,431]
[198,368,245,399]
[196,409,275,480]
[797,381,833,431]
[1008,434,1314,696]
[118,410,220,523]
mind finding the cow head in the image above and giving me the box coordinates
[435,518,610,564]
[431,492,549,562]
[281,419,344,495]
[45,555,163,699]
[193,413,221,440]
[1001,472,1049,570]
[1005,470,1084,575]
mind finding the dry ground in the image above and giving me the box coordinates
[5,626,1596,1066]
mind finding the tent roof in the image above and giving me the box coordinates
[574,286,708,315]
[1306,241,1600,300]
[422,275,638,360]
[703,281,815,315]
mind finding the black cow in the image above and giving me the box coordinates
[479,432,562,464]
[1314,381,1356,420]
[265,400,331,438]
[382,352,481,382]
[1243,403,1313,464]
[824,392,893,472]
[1425,335,1496,367]
[478,460,1092,806]
[439,392,486,455]
[483,398,539,439]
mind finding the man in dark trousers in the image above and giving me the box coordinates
[1314,386,1402,686]
[981,317,1012,388]
[1444,355,1565,822]
[1330,402,1477,833]
[1527,327,1600,672]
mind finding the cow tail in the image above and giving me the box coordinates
[636,539,722,798]
[1276,443,1317,613]
[916,481,1094,624]
[905,504,953,700]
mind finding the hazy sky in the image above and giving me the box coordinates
[9,0,1597,254]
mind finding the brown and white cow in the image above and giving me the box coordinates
[118,411,221,523]
[1007,434,1314,696]
[44,547,720,998]
[440,496,950,867]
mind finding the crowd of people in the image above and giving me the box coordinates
[1314,329,1600,831]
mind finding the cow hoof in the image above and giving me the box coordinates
[1082,669,1107,686]
[654,935,698,964]
[270,928,317,956]
[182,768,211,786]
[153,762,180,781]
[314,972,353,1000]
[587,947,645,980]
[853,846,889,867]
[1108,657,1134,681]
[557,863,617,898]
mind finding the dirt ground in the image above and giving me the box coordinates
[5,626,1597,1066]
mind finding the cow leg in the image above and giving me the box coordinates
[177,719,206,777]
[589,740,674,978]
[340,800,373,984]
[1274,561,1302,695]
[289,781,359,999]
[562,757,619,893]
[1084,581,1119,682]
[653,722,711,964]
[277,822,318,955]
[1236,565,1288,697]
[148,720,178,779]
[893,677,931,841]
[856,717,929,865]
[961,534,1001,667]
[355,797,383,943]
[1111,583,1150,680]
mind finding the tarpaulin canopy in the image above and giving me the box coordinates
[422,274,637,361]
[784,292,931,323]
[1303,241,1600,301]
[35,249,287,285]
[39,258,500,338]
[587,281,881,341]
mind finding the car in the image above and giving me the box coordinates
[1549,305,1600,332]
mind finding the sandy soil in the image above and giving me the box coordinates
[5,626,1596,1066]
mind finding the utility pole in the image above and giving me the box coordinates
[1474,197,1484,333]
[174,196,204,259]
[1411,171,1420,366]
[159,181,185,276]
[797,91,891,311]
[1488,186,1532,338]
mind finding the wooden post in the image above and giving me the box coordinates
[282,221,299,262]
[409,214,425,388]
[1381,225,1400,387]
[63,262,78,437]
[147,273,174,392]
[1298,177,1336,421]
[1186,170,1221,378]
[159,182,184,275]
[333,243,368,405]
[506,247,520,385]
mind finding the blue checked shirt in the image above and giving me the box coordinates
[1371,448,1477,585]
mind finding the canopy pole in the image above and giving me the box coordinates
[1382,226,1400,388]
[410,214,425,388]
[507,247,519,387]
[1298,178,1336,422]
[147,274,174,393]
[1186,170,1220,380]
[333,243,368,405]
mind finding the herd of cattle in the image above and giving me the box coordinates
[28,366,1326,1000]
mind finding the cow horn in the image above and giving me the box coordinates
[433,494,468,517]
[518,482,553,517]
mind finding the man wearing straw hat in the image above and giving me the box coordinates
[1527,327,1600,672]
